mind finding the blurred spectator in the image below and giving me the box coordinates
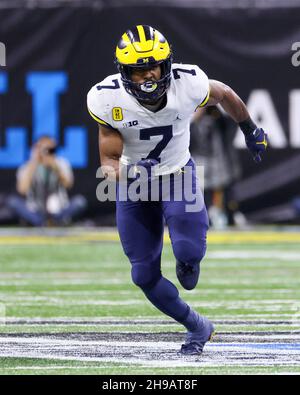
[190,106,246,228]
[7,136,87,226]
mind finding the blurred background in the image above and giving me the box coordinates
[1,0,300,228]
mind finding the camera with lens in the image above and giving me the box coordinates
[43,147,56,156]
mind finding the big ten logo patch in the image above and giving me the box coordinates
[112,107,123,121]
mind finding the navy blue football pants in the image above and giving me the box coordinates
[116,158,209,330]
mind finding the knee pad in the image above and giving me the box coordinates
[131,263,160,290]
[173,239,206,266]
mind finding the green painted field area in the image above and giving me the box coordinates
[0,229,299,375]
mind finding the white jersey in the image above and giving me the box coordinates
[87,63,209,175]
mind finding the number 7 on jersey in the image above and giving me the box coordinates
[140,126,173,162]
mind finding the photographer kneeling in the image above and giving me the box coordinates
[7,136,87,226]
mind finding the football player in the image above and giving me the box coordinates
[87,25,268,355]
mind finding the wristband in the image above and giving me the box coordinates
[239,118,257,136]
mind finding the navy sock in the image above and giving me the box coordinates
[143,278,204,332]
[182,308,204,332]
[143,276,191,324]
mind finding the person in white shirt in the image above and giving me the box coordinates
[8,136,86,226]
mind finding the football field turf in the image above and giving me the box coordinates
[0,228,299,375]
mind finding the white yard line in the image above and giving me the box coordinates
[1,299,298,310]
[206,250,300,260]
[1,300,144,306]
[0,289,297,296]
[3,316,300,323]
[0,366,112,370]
[0,279,131,286]
[0,335,299,368]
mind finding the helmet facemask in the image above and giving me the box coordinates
[117,55,172,103]
[115,25,173,103]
